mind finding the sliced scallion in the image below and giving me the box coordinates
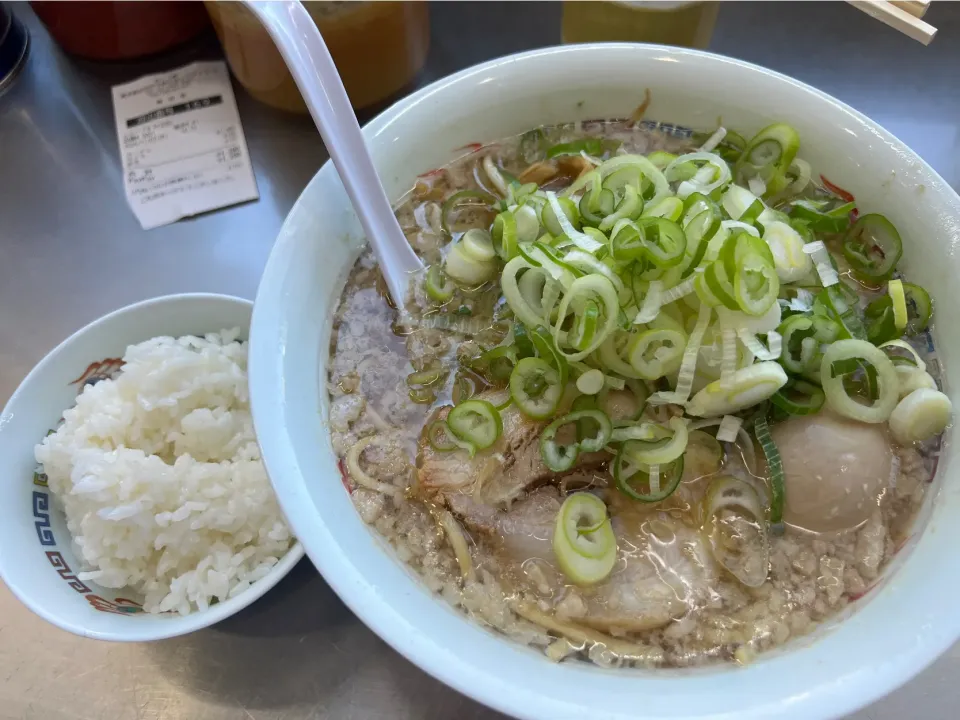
[540,410,613,472]
[447,399,503,451]
[820,339,898,423]
[842,213,903,281]
[552,493,617,586]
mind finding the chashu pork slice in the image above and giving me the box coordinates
[417,393,607,507]
[449,486,717,633]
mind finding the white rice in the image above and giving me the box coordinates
[35,328,293,615]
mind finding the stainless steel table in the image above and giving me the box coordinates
[2,3,959,718]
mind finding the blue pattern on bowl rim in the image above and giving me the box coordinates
[31,357,145,615]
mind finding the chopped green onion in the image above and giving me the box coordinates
[598,154,671,208]
[878,338,925,370]
[647,150,678,169]
[815,283,866,340]
[514,204,541,244]
[531,241,582,281]
[699,260,735,309]
[721,184,763,223]
[721,231,780,316]
[562,250,625,293]
[902,282,933,335]
[716,414,743,442]
[545,191,607,255]
[511,321,536,358]
[501,257,548,328]
[679,194,722,276]
[441,189,497,235]
[687,362,788,417]
[598,184,643,232]
[509,357,563,419]
[627,326,686,380]
[737,329,782,362]
[425,265,456,303]
[445,232,498,285]
[530,325,569,389]
[638,217,687,268]
[697,126,728,153]
[447,399,503,450]
[598,330,645,380]
[492,210,519,261]
[613,450,683,502]
[546,138,607,159]
[610,423,659,442]
[407,368,447,388]
[665,152,732,198]
[703,475,771,584]
[452,370,484,406]
[762,221,813,283]
[888,388,952,444]
[756,206,791,233]
[552,493,617,586]
[751,417,783,527]
[519,128,547,164]
[777,313,837,375]
[461,228,495,261]
[821,339,898,423]
[552,274,619,361]
[773,157,812,201]
[842,213,903,281]
[540,194,581,236]
[789,198,856,233]
[888,279,908,330]
[579,185,616,227]
[654,302,713,405]
[429,419,476,456]
[719,327,738,390]
[642,195,684,222]
[621,416,688,465]
[896,366,936,398]
[633,279,662,324]
[771,378,825,415]
[866,284,932,351]
[408,387,437,405]
[540,410,613,471]
[479,345,518,381]
[572,300,600,352]
[576,368,605,395]
[799,239,839,287]
[734,123,800,198]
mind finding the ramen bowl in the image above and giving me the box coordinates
[249,44,959,719]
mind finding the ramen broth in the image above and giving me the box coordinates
[326,118,947,667]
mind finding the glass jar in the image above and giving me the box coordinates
[561,1,719,49]
[205,1,430,113]
[32,1,211,60]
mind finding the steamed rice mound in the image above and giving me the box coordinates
[35,329,293,615]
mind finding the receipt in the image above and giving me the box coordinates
[111,61,259,230]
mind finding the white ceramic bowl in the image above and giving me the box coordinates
[249,45,960,719]
[0,293,304,641]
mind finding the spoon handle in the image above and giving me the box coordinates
[247,1,422,307]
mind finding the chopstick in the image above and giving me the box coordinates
[890,0,931,18]
[847,0,937,44]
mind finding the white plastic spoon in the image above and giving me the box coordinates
[246,0,423,308]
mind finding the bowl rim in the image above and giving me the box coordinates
[0,292,304,642]
[250,43,960,720]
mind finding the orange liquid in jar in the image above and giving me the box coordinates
[206,1,430,113]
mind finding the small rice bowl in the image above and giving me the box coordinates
[34,329,293,616]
